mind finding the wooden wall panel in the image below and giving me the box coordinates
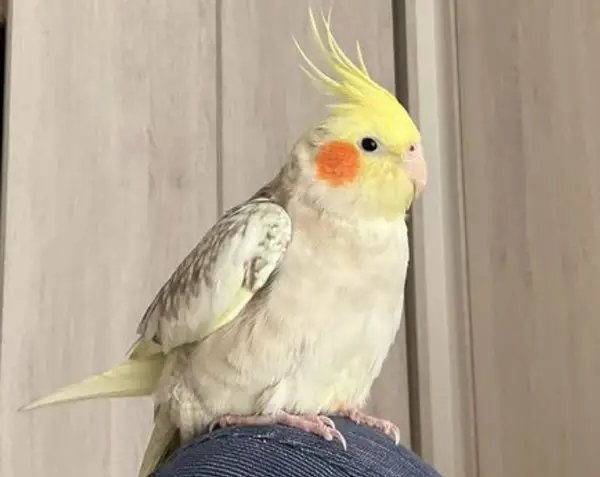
[1,1,412,475]
[402,0,477,474]
[219,0,412,446]
[0,2,218,476]
[455,1,600,476]
[0,0,6,25]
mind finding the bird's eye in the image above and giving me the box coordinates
[409,144,416,152]
[359,137,379,153]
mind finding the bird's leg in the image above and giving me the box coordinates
[208,412,347,449]
[334,404,401,444]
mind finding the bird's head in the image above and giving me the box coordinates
[289,10,426,221]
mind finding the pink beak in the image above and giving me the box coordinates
[402,144,427,199]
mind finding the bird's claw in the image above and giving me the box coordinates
[336,406,401,445]
[207,411,347,449]
[298,414,347,450]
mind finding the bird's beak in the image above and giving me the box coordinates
[402,149,427,200]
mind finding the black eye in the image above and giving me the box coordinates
[359,137,379,152]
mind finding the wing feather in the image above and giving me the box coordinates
[137,199,292,353]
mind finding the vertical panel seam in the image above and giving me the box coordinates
[391,0,422,455]
[215,0,224,217]
[449,0,480,475]
[0,3,13,383]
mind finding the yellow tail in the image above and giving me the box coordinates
[138,404,180,477]
[20,339,179,476]
[20,343,166,411]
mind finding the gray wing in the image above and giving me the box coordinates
[135,199,292,354]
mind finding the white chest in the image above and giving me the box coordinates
[171,210,411,425]
[261,213,410,411]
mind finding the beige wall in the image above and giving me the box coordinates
[0,2,412,476]
[457,1,600,476]
[403,0,476,474]
[409,0,600,476]
[8,1,597,476]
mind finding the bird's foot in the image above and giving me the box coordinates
[335,405,401,444]
[208,411,347,449]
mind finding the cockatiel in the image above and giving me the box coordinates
[21,9,427,477]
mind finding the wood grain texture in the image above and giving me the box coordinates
[219,0,411,446]
[456,1,600,476]
[0,3,413,475]
[403,0,478,474]
[0,2,217,476]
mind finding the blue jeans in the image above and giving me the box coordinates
[151,417,444,477]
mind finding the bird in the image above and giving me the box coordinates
[21,8,427,477]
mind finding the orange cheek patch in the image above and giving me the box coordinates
[314,140,360,186]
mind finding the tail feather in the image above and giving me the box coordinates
[138,404,179,477]
[127,336,163,360]
[20,353,166,411]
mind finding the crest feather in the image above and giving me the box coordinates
[293,7,421,150]
[294,8,399,111]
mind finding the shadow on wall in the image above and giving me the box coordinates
[0,6,6,353]
[1,7,5,166]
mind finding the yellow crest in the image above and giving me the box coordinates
[294,8,421,149]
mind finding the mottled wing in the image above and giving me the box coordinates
[136,199,292,354]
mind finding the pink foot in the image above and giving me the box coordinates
[337,406,401,444]
[208,412,347,449]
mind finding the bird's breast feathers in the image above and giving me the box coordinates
[255,203,410,412]
[167,199,410,425]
